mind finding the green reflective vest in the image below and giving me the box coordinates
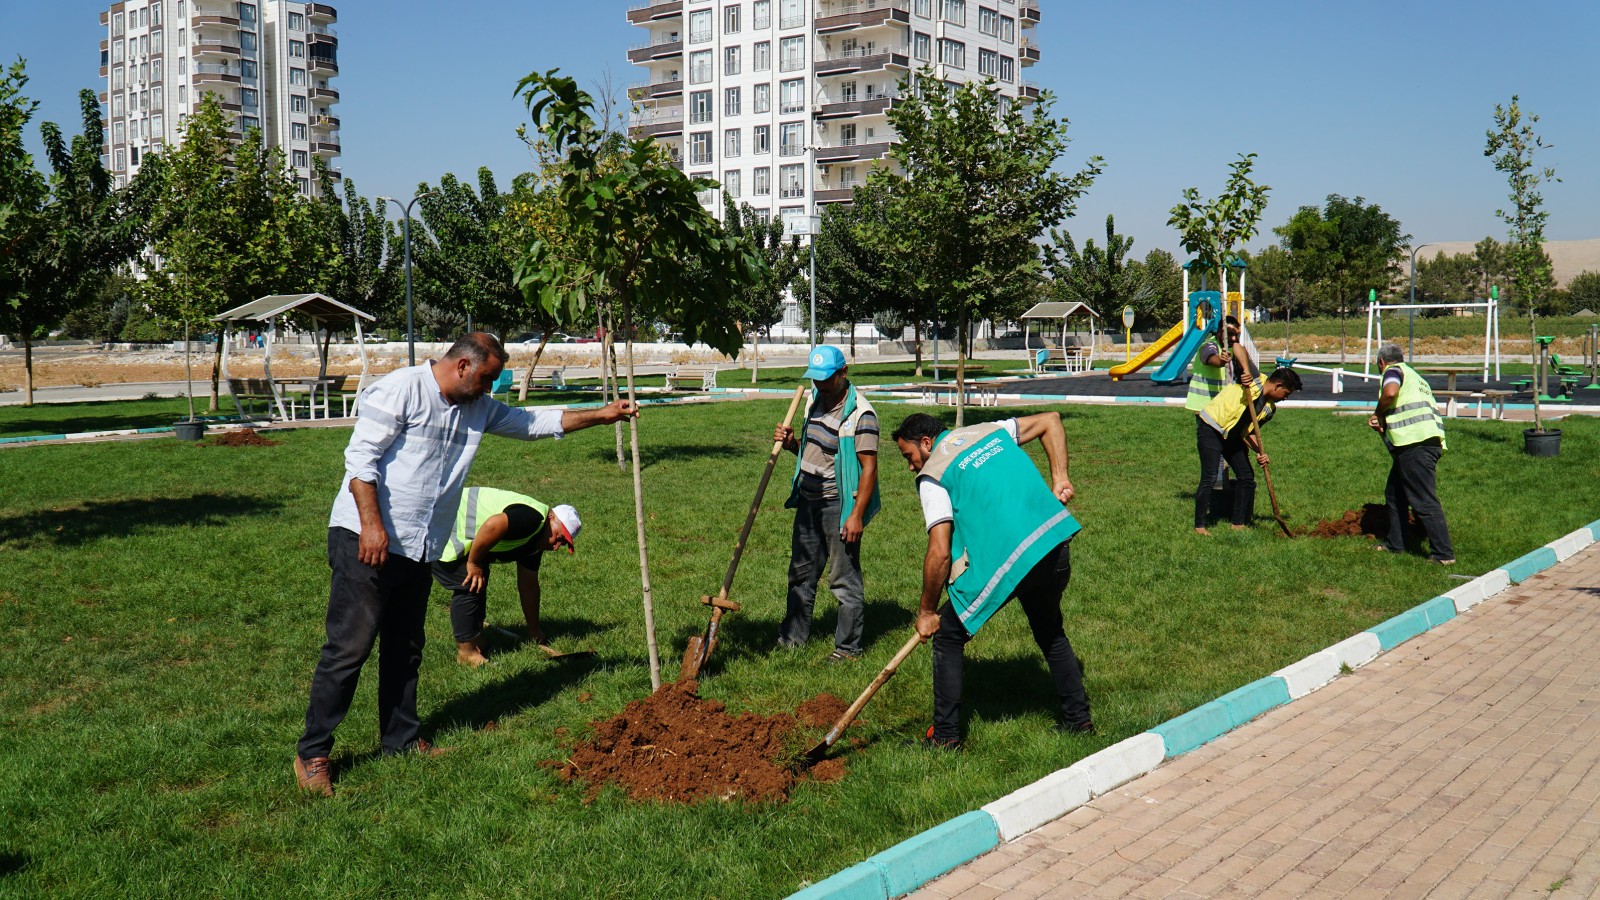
[440,487,549,563]
[1380,363,1447,450]
[918,422,1082,633]
[1185,342,1227,412]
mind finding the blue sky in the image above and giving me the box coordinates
[4,0,1597,257]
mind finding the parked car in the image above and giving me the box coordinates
[361,334,388,343]
[511,332,572,345]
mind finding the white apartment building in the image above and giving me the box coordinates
[625,0,1039,234]
[99,0,341,195]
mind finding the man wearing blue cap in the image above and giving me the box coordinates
[773,346,881,661]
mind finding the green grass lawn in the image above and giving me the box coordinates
[1,400,1596,897]
[1248,313,1600,341]
[0,397,246,439]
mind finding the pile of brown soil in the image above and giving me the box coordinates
[550,682,849,803]
[208,428,280,447]
[1299,503,1414,539]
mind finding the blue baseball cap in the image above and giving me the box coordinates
[802,345,847,381]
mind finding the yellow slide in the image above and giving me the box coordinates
[1108,321,1185,381]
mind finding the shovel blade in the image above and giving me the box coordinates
[539,644,596,660]
[679,635,706,681]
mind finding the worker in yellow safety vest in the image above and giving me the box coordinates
[1368,344,1454,564]
[1194,367,1302,533]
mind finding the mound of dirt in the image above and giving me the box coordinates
[550,682,849,803]
[1299,503,1415,539]
[208,428,280,447]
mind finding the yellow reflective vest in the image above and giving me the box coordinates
[1380,363,1447,449]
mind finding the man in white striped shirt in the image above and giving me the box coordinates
[294,333,635,796]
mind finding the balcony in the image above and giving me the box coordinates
[626,0,684,24]
[627,37,683,63]
[628,108,684,138]
[311,114,340,129]
[192,64,241,85]
[310,56,339,76]
[814,46,911,76]
[309,32,338,51]
[312,86,340,103]
[309,23,337,36]
[815,188,855,204]
[192,15,241,29]
[309,4,338,22]
[815,140,892,162]
[1018,81,1041,100]
[312,138,341,155]
[814,0,910,35]
[192,38,241,57]
[1019,37,1039,64]
[1019,0,1040,25]
[815,91,899,119]
[628,78,685,100]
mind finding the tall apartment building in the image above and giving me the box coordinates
[99,0,341,195]
[625,0,1039,233]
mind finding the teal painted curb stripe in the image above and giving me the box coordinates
[0,433,69,444]
[1367,608,1429,651]
[1150,701,1232,758]
[1502,546,1558,583]
[1415,595,1457,628]
[787,862,887,900]
[869,811,999,897]
[1590,518,1600,542]
[1215,677,1291,730]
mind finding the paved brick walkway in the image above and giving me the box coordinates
[914,544,1600,898]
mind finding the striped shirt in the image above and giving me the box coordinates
[328,363,566,562]
[797,390,879,500]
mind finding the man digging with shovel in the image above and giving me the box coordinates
[1194,367,1302,535]
[432,488,585,667]
[892,411,1091,749]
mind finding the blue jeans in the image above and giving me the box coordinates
[779,495,865,655]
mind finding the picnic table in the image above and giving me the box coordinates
[1413,365,1479,393]
[273,376,338,420]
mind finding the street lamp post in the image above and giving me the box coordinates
[379,191,439,367]
[1407,242,1435,364]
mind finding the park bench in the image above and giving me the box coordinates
[503,366,567,400]
[1433,390,1476,418]
[226,377,280,418]
[920,382,1000,408]
[664,365,719,391]
[1478,389,1514,420]
[1033,347,1092,374]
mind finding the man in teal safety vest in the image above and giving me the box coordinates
[892,411,1091,748]
[433,487,582,666]
[1369,343,1454,564]
[774,345,881,661]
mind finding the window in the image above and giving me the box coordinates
[913,31,930,61]
[690,90,713,123]
[724,46,740,76]
[140,7,149,27]
[241,87,258,107]
[178,85,186,103]
[177,0,184,15]
[689,50,712,84]
[779,122,803,156]
[151,59,162,82]
[293,149,309,167]
[130,118,142,142]
[753,40,770,71]
[753,124,770,154]
[298,177,310,195]
[151,85,162,107]
[839,79,856,101]
[840,165,859,187]
[753,83,770,113]
[241,32,257,51]
[289,40,306,58]
[724,169,741,199]
[290,67,306,85]
[779,78,805,113]
[289,11,304,30]
[690,132,713,165]
[941,0,965,25]
[151,30,161,51]
[779,36,804,71]
[914,0,931,16]
[113,12,125,34]
[779,163,804,198]
[938,38,965,68]
[999,55,1015,82]
[978,48,998,76]
[779,0,802,28]
[724,4,740,33]
[979,6,998,34]
[141,35,150,56]
[838,122,855,145]
[112,66,125,90]
[240,59,256,78]
[1000,15,1014,42]
[291,94,306,113]
[152,2,162,25]
[139,62,149,83]
[237,3,256,23]
[113,39,125,63]
[151,113,162,139]
[724,128,741,158]
[689,10,713,43]
[754,166,770,196]
[292,122,307,140]
[114,148,125,171]
[753,0,770,28]
[113,121,126,145]
[177,55,185,75]
[140,90,149,110]
[176,28,183,48]
[724,86,741,116]
[241,115,259,131]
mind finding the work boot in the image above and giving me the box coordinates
[294,755,333,796]
[922,725,963,751]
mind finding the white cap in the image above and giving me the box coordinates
[551,504,582,552]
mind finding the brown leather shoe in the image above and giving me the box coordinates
[294,755,333,796]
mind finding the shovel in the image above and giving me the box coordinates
[805,630,926,762]
[491,626,596,660]
[1237,367,1293,539]
[680,382,810,681]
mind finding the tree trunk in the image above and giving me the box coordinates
[209,337,224,412]
[849,321,856,359]
[605,306,625,472]
[21,333,34,407]
[621,293,663,691]
[517,334,552,402]
[1530,314,1543,432]
[183,321,196,422]
[913,320,923,378]
[751,326,760,384]
[954,310,968,428]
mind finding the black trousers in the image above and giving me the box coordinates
[432,559,489,644]
[1196,419,1256,528]
[298,527,432,759]
[1384,440,1454,561]
[930,540,1090,742]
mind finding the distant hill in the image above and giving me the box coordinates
[1414,238,1600,288]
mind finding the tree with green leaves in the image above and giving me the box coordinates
[1274,194,1408,363]
[1,65,159,405]
[870,74,1100,424]
[514,70,760,690]
[310,163,401,328]
[1485,94,1560,431]
[1567,271,1600,313]
[1126,248,1185,329]
[410,169,532,335]
[1042,214,1149,326]
[1169,153,1271,283]
[721,195,800,381]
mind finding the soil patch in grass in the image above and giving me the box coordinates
[207,428,280,447]
[551,681,848,803]
[1301,503,1416,539]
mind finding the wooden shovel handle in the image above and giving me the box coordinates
[819,630,927,749]
[715,382,809,601]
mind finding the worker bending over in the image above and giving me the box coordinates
[1194,367,1302,534]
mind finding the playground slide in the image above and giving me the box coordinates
[1107,321,1184,381]
[1149,322,1215,385]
